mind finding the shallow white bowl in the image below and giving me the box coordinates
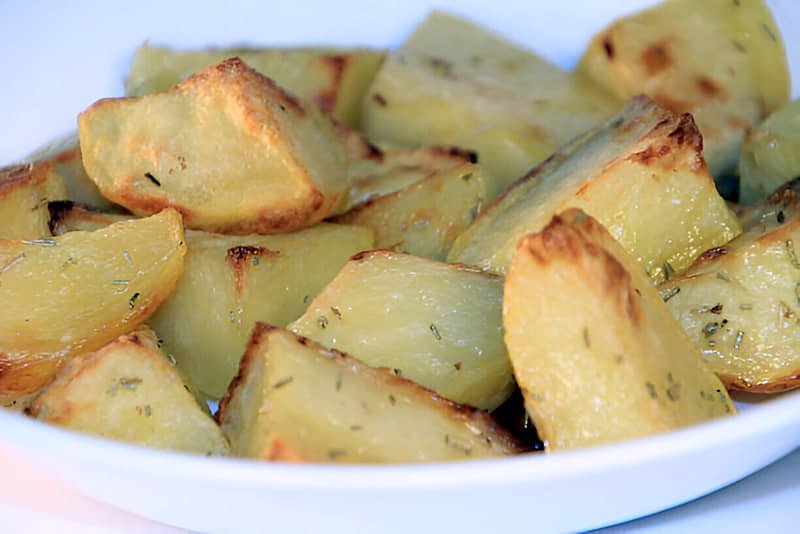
[1,1,799,532]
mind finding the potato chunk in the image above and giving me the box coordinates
[739,99,800,203]
[290,250,514,410]
[448,96,740,282]
[0,162,67,239]
[79,58,349,234]
[126,44,386,126]
[218,324,523,462]
[361,11,619,195]
[661,189,800,392]
[333,163,486,261]
[28,329,228,455]
[0,209,186,401]
[149,223,374,399]
[25,131,116,210]
[578,0,789,177]
[504,209,735,451]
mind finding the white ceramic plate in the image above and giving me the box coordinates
[2,1,800,532]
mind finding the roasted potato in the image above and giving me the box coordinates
[0,209,186,401]
[739,99,800,203]
[218,324,524,462]
[448,96,740,282]
[361,10,619,195]
[149,223,374,399]
[504,209,735,451]
[0,162,67,239]
[28,328,228,455]
[126,44,386,126]
[332,162,486,261]
[578,0,789,177]
[289,250,514,410]
[79,58,350,234]
[48,201,133,235]
[25,131,117,211]
[661,185,800,392]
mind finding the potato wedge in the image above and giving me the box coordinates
[739,99,800,203]
[0,209,186,401]
[504,209,735,451]
[332,163,486,261]
[661,207,800,392]
[126,44,386,126]
[149,223,374,399]
[28,328,228,455]
[0,162,67,239]
[448,96,740,282]
[361,10,619,195]
[289,250,514,410]
[578,0,789,177]
[79,57,349,234]
[25,131,117,210]
[218,324,524,462]
[48,201,133,235]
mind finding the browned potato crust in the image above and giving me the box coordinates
[79,58,350,234]
[504,209,735,450]
[0,162,67,239]
[218,324,525,462]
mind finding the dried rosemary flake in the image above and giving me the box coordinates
[251,257,260,266]
[128,292,141,309]
[21,238,57,247]
[272,376,294,389]
[443,434,472,455]
[461,173,473,182]
[335,373,342,392]
[662,262,675,281]
[778,210,785,224]
[388,394,397,406]
[702,322,720,338]
[666,382,681,402]
[144,172,161,187]
[795,282,800,307]
[645,381,658,399]
[582,327,591,347]
[762,23,777,42]
[660,286,680,302]
[144,404,152,417]
[716,272,731,282]
[123,250,133,264]
[392,368,402,376]
[318,316,329,329]
[739,303,753,311]
[111,279,130,285]
[1,253,25,273]
[330,306,342,319]
[429,323,442,341]
[303,295,310,304]
[734,330,744,350]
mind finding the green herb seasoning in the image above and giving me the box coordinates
[128,292,141,309]
[702,322,720,337]
[645,381,658,399]
[330,306,342,319]
[22,238,57,247]
[734,330,744,350]
[429,323,442,341]
[272,376,294,389]
[318,316,328,329]
[144,172,161,187]
[1,253,25,273]
[582,327,591,348]
[660,286,680,302]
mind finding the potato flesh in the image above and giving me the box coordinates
[218,325,522,462]
[333,163,486,261]
[0,162,67,239]
[447,96,740,282]
[0,209,186,400]
[25,131,116,210]
[361,11,619,195]
[148,223,374,399]
[79,58,349,234]
[578,0,789,177]
[739,99,800,203]
[289,250,514,410]
[126,45,386,126]
[29,329,228,455]
[503,209,735,450]
[661,215,800,392]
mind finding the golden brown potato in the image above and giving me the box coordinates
[28,328,228,455]
[218,324,524,462]
[448,96,740,282]
[504,209,735,451]
[25,131,117,210]
[126,44,386,126]
[79,58,350,234]
[0,162,67,239]
[48,201,133,235]
[578,0,789,177]
[739,99,800,203]
[661,195,800,392]
[148,223,374,399]
[289,250,514,410]
[332,163,486,261]
[0,209,186,402]
[361,10,619,195]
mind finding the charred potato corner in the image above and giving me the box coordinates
[3,1,797,461]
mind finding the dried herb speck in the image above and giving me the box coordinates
[430,323,442,340]
[129,292,141,309]
[144,172,161,187]
[660,286,680,302]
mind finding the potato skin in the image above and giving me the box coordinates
[0,209,186,402]
[218,324,525,463]
[504,209,735,450]
[79,58,349,235]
